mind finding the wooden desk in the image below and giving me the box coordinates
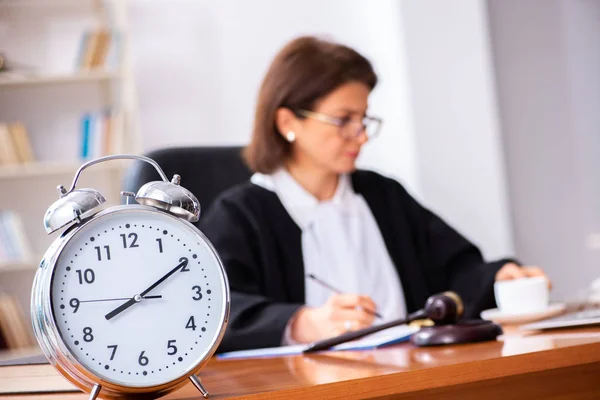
[2,328,600,399]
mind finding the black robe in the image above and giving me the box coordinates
[198,170,514,353]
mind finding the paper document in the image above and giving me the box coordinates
[217,325,418,360]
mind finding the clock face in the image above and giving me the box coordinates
[49,208,227,387]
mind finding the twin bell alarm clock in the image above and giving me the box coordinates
[31,155,230,399]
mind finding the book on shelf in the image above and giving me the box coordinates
[0,294,35,351]
[80,109,116,160]
[0,122,36,167]
[0,327,6,350]
[76,29,121,72]
[0,111,117,168]
[0,124,19,165]
[0,211,33,267]
[7,123,35,164]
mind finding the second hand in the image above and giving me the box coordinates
[79,295,162,304]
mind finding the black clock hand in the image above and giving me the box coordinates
[105,257,188,321]
[105,297,137,321]
[139,257,188,297]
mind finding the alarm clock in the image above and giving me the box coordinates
[31,155,230,400]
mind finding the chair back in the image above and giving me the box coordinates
[122,146,252,219]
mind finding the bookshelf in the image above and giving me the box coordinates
[0,159,126,179]
[0,0,140,339]
[0,71,121,87]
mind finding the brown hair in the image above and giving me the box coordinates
[243,36,378,173]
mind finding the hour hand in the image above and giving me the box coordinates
[105,297,137,320]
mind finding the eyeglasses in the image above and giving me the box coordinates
[295,109,383,140]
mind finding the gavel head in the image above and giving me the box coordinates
[424,292,464,325]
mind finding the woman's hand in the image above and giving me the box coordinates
[290,294,377,343]
[495,262,552,288]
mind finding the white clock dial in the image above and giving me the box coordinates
[49,208,227,387]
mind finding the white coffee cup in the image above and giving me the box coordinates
[494,276,549,314]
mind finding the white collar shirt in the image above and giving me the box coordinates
[251,168,407,327]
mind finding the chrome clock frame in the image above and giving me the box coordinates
[31,205,230,399]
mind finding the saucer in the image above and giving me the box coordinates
[480,303,566,325]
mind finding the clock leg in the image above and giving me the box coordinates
[190,375,209,398]
[88,384,101,400]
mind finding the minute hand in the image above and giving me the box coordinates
[105,257,188,321]
[140,257,188,297]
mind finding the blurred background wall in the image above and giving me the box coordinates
[488,0,600,300]
[129,0,515,261]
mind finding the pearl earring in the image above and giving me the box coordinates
[286,131,296,143]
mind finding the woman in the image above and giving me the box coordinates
[199,36,548,353]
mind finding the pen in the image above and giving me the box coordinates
[306,273,384,319]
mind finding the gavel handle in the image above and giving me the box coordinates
[303,309,427,353]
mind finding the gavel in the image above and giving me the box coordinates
[303,292,464,353]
